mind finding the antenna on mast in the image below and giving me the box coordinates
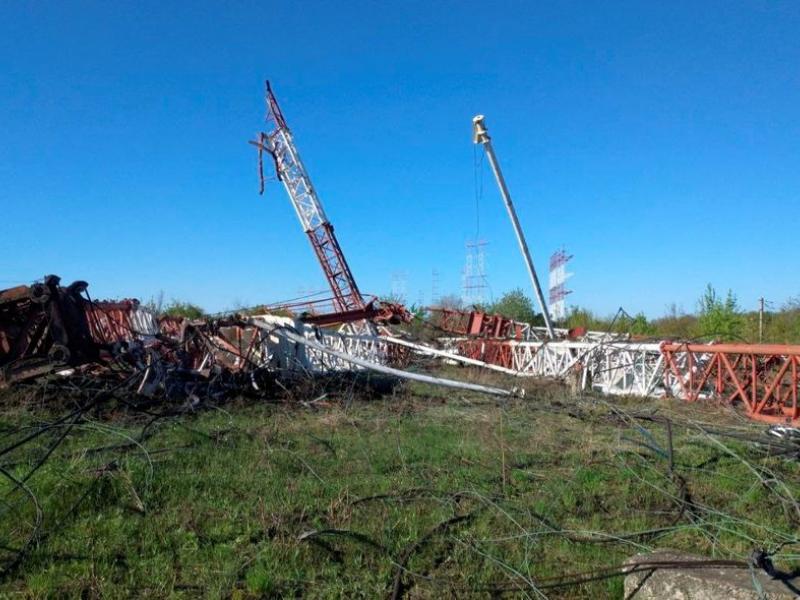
[472,114,555,337]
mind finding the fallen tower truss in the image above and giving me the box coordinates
[443,336,799,424]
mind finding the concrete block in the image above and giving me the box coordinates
[624,550,799,599]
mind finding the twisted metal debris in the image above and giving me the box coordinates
[2,275,799,426]
[0,276,518,404]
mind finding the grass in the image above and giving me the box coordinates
[0,369,798,598]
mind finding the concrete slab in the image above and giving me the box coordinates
[624,550,799,599]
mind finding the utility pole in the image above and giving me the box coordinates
[472,115,555,338]
[758,297,765,343]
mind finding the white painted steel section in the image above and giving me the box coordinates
[264,128,328,233]
[129,307,160,337]
[256,324,517,397]
[247,315,388,375]
[441,336,668,398]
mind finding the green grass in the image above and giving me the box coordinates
[0,372,798,598]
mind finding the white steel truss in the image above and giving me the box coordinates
[265,126,327,234]
[246,315,388,376]
[439,337,668,398]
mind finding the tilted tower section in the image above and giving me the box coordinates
[250,82,365,314]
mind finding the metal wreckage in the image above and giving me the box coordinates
[2,82,799,428]
[0,275,516,401]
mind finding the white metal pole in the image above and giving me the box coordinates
[472,115,555,338]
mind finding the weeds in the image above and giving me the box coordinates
[0,372,798,598]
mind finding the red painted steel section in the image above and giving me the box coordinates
[302,300,410,327]
[661,343,800,425]
[306,224,365,313]
[158,316,184,341]
[432,308,524,339]
[456,339,515,369]
[85,300,147,345]
[662,342,800,357]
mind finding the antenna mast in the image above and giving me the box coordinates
[472,115,555,337]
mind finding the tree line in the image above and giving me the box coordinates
[145,285,800,345]
[437,285,800,344]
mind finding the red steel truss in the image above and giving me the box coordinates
[456,339,515,370]
[662,343,800,425]
[306,222,364,313]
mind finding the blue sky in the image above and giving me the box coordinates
[1,1,798,317]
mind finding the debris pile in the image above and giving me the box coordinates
[0,275,520,407]
[3,276,800,425]
[0,275,149,386]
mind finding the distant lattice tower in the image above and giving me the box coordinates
[462,239,489,306]
[390,271,408,303]
[431,269,441,306]
[548,249,573,321]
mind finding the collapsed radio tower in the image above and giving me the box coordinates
[548,249,573,321]
[250,82,365,314]
[250,82,409,329]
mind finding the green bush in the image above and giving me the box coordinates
[487,288,543,325]
[162,300,205,320]
[696,284,743,341]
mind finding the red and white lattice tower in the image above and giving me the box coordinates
[548,249,573,321]
[250,81,366,314]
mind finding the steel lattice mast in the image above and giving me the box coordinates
[250,81,366,314]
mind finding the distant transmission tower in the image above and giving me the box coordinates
[548,249,573,321]
[390,271,408,303]
[431,269,441,306]
[462,239,489,307]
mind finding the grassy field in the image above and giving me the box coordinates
[0,369,799,598]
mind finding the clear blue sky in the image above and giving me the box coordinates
[1,1,798,317]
